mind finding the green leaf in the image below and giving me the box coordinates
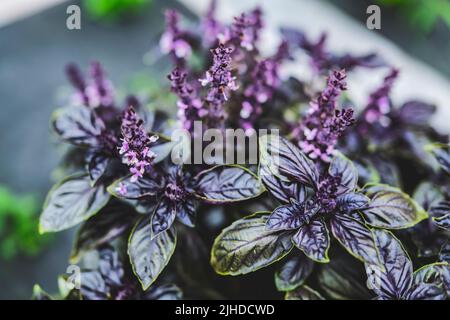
[128,216,177,290]
[194,165,265,203]
[361,184,428,229]
[275,254,314,291]
[210,212,293,275]
[39,174,110,233]
[285,285,324,300]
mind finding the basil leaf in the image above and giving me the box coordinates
[426,143,450,175]
[365,229,413,299]
[267,203,303,231]
[331,214,380,266]
[210,213,293,275]
[413,182,444,211]
[336,192,370,213]
[52,106,105,147]
[128,216,177,290]
[317,256,372,300]
[329,152,358,194]
[86,151,110,185]
[107,175,163,199]
[361,184,428,229]
[259,134,319,188]
[151,198,177,239]
[194,165,264,203]
[39,174,110,233]
[70,202,137,263]
[260,163,307,204]
[285,285,324,300]
[144,284,183,300]
[275,254,314,291]
[292,219,330,263]
[398,101,436,127]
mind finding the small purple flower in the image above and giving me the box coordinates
[160,9,192,64]
[199,44,238,128]
[201,0,224,47]
[229,8,263,51]
[119,106,158,182]
[293,69,355,162]
[168,68,204,132]
[362,68,399,124]
[240,41,290,129]
[65,62,114,108]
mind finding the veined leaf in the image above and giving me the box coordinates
[211,213,293,275]
[39,174,110,233]
[275,254,314,291]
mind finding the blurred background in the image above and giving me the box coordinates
[0,0,449,299]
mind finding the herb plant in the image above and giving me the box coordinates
[35,0,449,300]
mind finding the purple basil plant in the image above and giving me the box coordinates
[34,0,449,300]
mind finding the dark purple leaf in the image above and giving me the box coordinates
[211,213,294,275]
[143,284,182,300]
[365,229,413,299]
[292,219,330,263]
[328,152,358,194]
[260,164,306,204]
[427,143,450,175]
[317,255,372,300]
[193,165,264,203]
[259,134,319,188]
[337,192,370,213]
[413,182,444,211]
[52,106,105,147]
[39,174,110,233]
[398,101,436,126]
[275,255,314,291]
[439,241,450,264]
[408,263,449,300]
[70,202,138,262]
[331,214,380,266]
[267,203,303,231]
[107,175,163,199]
[151,198,177,239]
[285,285,324,300]
[176,198,198,227]
[361,184,428,229]
[128,216,176,290]
[86,151,110,185]
[433,213,450,231]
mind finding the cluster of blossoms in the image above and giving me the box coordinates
[167,68,203,132]
[293,69,355,162]
[159,9,192,65]
[119,106,159,182]
[37,1,449,301]
[199,44,238,128]
[66,61,114,108]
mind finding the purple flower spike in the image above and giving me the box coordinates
[168,68,204,132]
[65,62,114,108]
[199,44,238,128]
[160,9,192,65]
[119,106,158,182]
[363,68,399,124]
[229,8,263,51]
[295,69,355,162]
[240,41,290,129]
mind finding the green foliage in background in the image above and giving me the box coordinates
[83,0,153,21]
[377,0,450,32]
[0,186,51,260]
